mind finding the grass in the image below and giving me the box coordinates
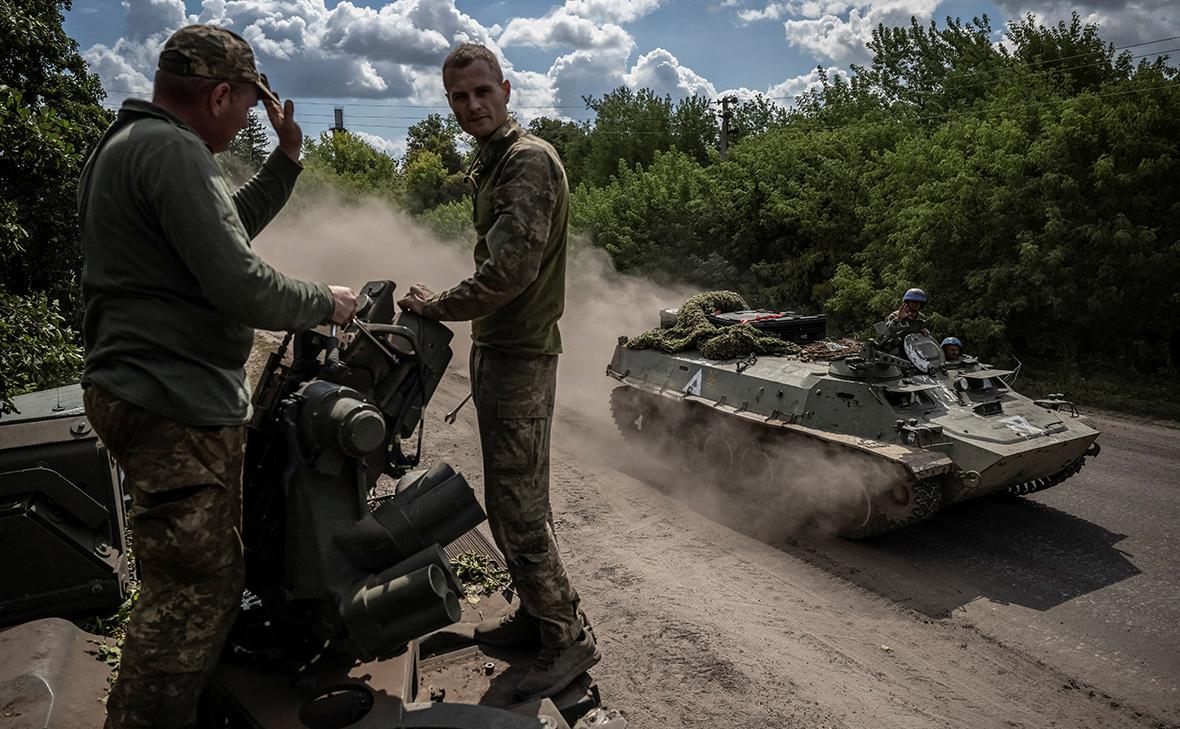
[450,552,512,602]
[76,587,137,687]
[1016,366,1180,424]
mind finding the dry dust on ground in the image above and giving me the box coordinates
[250,201,1163,728]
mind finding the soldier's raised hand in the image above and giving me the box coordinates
[264,97,303,163]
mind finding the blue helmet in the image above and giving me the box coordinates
[941,337,962,348]
[903,288,928,304]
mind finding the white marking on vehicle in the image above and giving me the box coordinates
[683,368,703,396]
[999,415,1044,437]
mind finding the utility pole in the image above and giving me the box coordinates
[717,95,737,160]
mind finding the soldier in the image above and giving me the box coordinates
[77,25,357,729]
[398,42,599,700]
[941,337,963,362]
[884,287,931,340]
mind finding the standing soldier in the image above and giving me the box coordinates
[398,43,598,700]
[78,25,357,729]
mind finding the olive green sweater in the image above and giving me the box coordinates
[421,119,567,356]
[78,100,333,426]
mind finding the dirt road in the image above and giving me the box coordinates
[422,365,1174,729]
[251,207,1175,728]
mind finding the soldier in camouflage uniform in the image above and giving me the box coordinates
[880,287,932,352]
[399,43,599,700]
[77,25,357,729]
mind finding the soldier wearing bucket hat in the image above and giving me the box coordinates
[77,23,357,729]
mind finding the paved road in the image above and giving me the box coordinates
[786,413,1180,723]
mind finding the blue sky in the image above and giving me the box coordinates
[64,0,1176,156]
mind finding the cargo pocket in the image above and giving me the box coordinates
[485,398,551,475]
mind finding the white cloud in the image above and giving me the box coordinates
[991,0,1180,48]
[561,0,662,23]
[624,48,716,99]
[320,2,452,65]
[353,130,407,158]
[123,0,186,41]
[82,0,522,103]
[499,14,632,51]
[84,43,153,95]
[737,0,938,64]
[738,2,789,21]
[766,65,845,102]
[546,47,631,108]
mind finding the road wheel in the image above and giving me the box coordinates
[838,476,943,539]
[699,429,738,488]
[610,386,661,443]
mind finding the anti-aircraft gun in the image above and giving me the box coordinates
[0,280,610,729]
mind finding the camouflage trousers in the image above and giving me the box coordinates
[471,346,582,648]
[83,385,246,729]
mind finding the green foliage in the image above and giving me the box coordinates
[568,14,1180,401]
[450,552,511,600]
[228,109,269,169]
[578,87,720,187]
[0,0,111,333]
[728,94,789,142]
[404,113,465,173]
[0,291,83,413]
[297,130,400,204]
[417,198,473,242]
[80,585,138,687]
[527,116,591,185]
[402,149,466,214]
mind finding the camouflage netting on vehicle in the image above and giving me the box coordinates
[799,338,863,362]
[626,291,801,360]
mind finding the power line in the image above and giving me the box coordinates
[96,31,1180,113]
[100,79,1177,138]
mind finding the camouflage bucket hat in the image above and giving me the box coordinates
[158,24,280,106]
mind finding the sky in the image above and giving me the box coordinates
[64,0,1180,157]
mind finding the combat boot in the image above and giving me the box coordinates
[473,606,542,647]
[514,628,602,700]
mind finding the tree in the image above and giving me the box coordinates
[581,87,676,187]
[670,95,718,164]
[402,150,466,214]
[301,130,398,188]
[404,113,464,174]
[728,94,788,142]
[527,117,590,186]
[229,110,269,168]
[0,0,110,403]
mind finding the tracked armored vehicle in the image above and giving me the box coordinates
[607,305,1101,538]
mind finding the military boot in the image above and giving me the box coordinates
[514,628,602,700]
[473,606,542,647]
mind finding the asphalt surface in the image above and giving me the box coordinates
[784,413,1180,723]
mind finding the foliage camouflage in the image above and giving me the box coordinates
[626,291,800,360]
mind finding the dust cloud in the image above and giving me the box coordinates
[254,198,897,539]
[606,395,905,540]
[253,198,690,429]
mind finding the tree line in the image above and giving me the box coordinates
[2,3,1177,412]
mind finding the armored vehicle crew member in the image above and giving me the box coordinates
[78,24,357,729]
